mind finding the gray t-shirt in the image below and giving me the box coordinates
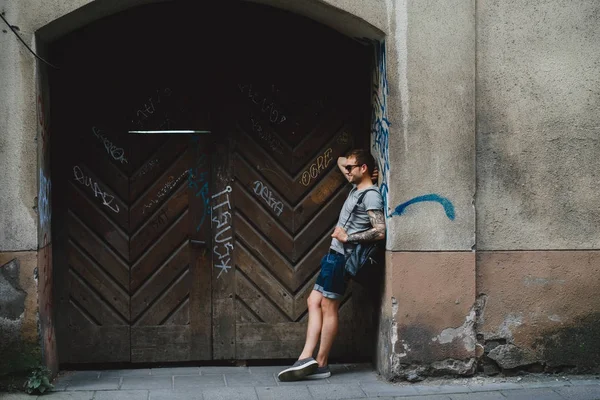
[330,185,384,255]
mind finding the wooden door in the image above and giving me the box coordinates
[212,3,374,359]
[52,131,213,363]
[50,3,213,363]
[49,0,373,364]
[228,83,367,359]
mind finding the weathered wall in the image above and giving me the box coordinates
[478,252,600,371]
[377,252,476,381]
[0,5,38,252]
[477,0,600,250]
[374,0,477,381]
[0,253,40,375]
[382,0,476,252]
[476,0,600,372]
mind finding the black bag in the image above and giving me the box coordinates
[344,240,384,277]
[342,189,385,278]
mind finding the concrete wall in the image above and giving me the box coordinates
[477,0,600,250]
[374,0,477,380]
[0,253,40,375]
[476,0,600,372]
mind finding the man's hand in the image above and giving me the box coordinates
[331,226,349,243]
[337,157,348,175]
[370,166,379,184]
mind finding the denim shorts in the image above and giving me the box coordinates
[314,250,347,300]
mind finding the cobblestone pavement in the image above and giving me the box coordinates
[1,364,599,399]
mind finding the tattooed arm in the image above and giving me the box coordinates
[331,210,386,243]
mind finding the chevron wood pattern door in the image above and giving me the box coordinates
[50,33,213,362]
[52,127,212,363]
[211,78,373,360]
[50,0,373,364]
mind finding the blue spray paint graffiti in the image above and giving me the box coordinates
[391,194,455,221]
[370,40,391,217]
[188,136,210,231]
[38,170,51,229]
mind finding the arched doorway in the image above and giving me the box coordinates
[48,1,373,364]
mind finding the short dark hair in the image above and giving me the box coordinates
[345,149,376,173]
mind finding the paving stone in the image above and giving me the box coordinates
[359,381,420,397]
[101,369,152,378]
[93,390,149,400]
[149,389,203,400]
[201,387,258,400]
[519,380,572,389]
[151,367,200,376]
[174,375,225,390]
[225,373,277,387]
[64,377,120,391]
[467,382,524,392]
[328,364,351,373]
[395,396,452,400]
[277,378,332,386]
[51,379,70,391]
[500,388,564,400]
[35,392,95,400]
[201,366,249,375]
[344,363,374,372]
[414,384,472,395]
[450,392,506,400]
[249,366,285,375]
[255,386,313,400]
[327,370,381,383]
[553,384,600,400]
[57,371,101,380]
[568,379,600,387]
[0,394,42,400]
[120,376,173,390]
[308,383,367,399]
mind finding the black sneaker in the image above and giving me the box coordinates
[306,365,331,379]
[277,358,318,382]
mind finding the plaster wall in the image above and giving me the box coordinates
[0,10,38,252]
[478,251,600,370]
[0,252,39,375]
[476,0,600,250]
[381,0,476,252]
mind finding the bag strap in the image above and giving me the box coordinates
[342,188,376,228]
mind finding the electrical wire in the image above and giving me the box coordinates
[0,12,59,69]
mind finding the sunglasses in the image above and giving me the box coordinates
[344,164,363,173]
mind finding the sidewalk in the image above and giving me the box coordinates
[2,364,599,400]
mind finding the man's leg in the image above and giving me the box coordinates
[299,290,323,359]
[315,297,340,368]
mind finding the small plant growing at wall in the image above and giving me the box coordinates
[23,366,53,395]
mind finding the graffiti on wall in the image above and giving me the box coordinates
[73,165,121,213]
[368,41,456,222]
[37,93,52,236]
[38,170,51,229]
[92,126,128,164]
[188,136,211,231]
[238,84,287,125]
[212,186,234,278]
[253,180,284,217]
[391,194,455,221]
[370,41,391,217]
[300,148,333,186]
